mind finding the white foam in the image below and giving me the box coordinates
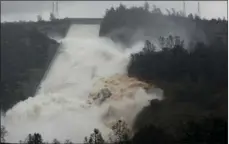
[2,24,160,143]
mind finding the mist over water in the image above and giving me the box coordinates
[2,24,161,143]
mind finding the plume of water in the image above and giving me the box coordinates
[2,24,161,143]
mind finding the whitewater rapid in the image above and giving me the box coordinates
[2,24,160,143]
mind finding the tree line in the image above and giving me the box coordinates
[1,35,227,144]
[1,2,227,144]
[1,115,227,144]
[99,3,227,143]
[128,36,227,143]
[99,2,227,47]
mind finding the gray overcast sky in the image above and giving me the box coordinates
[1,1,228,22]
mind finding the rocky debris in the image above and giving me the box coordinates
[86,74,155,134]
[91,88,112,105]
[88,74,153,105]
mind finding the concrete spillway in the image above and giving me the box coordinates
[2,24,160,143]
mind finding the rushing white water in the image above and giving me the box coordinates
[2,24,161,143]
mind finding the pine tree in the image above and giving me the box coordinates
[84,128,105,144]
[144,2,150,11]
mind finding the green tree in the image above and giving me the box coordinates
[188,13,194,20]
[52,138,61,144]
[64,139,73,144]
[132,125,175,144]
[144,2,150,11]
[84,128,105,144]
[37,15,43,22]
[108,119,131,143]
[49,12,56,21]
[24,133,44,144]
[180,117,227,144]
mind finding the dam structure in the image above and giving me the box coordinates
[2,19,160,143]
[35,18,103,95]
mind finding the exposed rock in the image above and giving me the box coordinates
[92,88,112,105]
[88,74,153,104]
[86,74,156,136]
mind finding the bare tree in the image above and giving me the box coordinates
[108,119,131,143]
[1,125,7,143]
[84,128,105,144]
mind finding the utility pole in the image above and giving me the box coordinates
[52,2,55,15]
[51,1,59,19]
[183,1,186,17]
[56,1,59,18]
[198,1,201,17]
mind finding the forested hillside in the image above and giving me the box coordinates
[129,37,227,142]
[2,18,71,39]
[1,3,227,144]
[1,23,60,111]
[100,4,227,47]
[98,3,228,144]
